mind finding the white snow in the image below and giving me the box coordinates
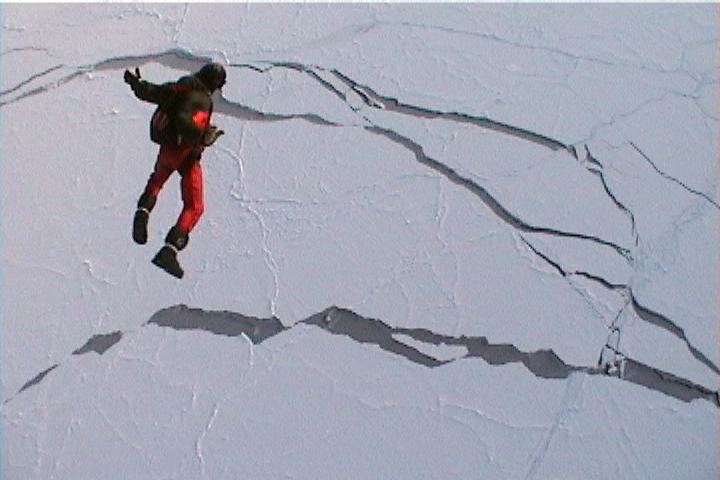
[2,3,718,479]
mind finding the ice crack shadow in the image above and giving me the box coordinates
[0,49,336,128]
[630,142,719,210]
[369,125,633,262]
[2,49,634,268]
[583,146,639,247]
[5,305,718,409]
[4,49,715,408]
[238,60,574,155]
[522,236,720,378]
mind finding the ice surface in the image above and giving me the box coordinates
[1,3,718,479]
[2,316,716,479]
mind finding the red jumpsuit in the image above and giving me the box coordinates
[145,145,203,232]
[138,82,212,234]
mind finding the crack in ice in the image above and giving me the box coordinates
[583,146,639,247]
[3,46,716,412]
[239,60,572,153]
[521,236,720,378]
[0,64,65,98]
[0,49,343,128]
[630,141,719,210]
[368,125,633,261]
[6,305,719,409]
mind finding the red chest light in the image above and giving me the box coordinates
[192,111,210,128]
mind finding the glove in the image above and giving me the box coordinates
[123,67,142,89]
[202,125,224,146]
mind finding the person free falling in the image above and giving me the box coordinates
[124,62,226,278]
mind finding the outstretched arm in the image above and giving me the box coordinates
[124,68,175,105]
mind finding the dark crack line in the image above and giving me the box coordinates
[523,235,632,380]
[522,235,720,377]
[368,125,633,261]
[4,51,715,402]
[87,47,214,73]
[236,61,358,111]
[22,50,631,263]
[230,61,364,124]
[572,147,719,378]
[630,141,720,210]
[213,96,339,127]
[0,48,214,107]
[0,69,82,108]
[0,49,338,128]
[236,63,640,276]
[584,146,639,247]
[630,297,720,375]
[3,330,125,405]
[234,61,373,110]
[72,331,124,355]
[91,51,340,128]
[330,68,573,154]
[278,62,356,108]
[389,324,576,379]
[0,46,52,58]
[521,237,628,291]
[0,65,64,97]
[6,305,718,409]
[242,60,573,154]
[622,358,718,405]
[92,52,341,127]
[15,364,59,397]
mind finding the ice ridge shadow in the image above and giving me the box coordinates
[7,305,718,408]
[145,305,719,407]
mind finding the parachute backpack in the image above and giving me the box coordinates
[148,63,225,146]
[150,99,179,145]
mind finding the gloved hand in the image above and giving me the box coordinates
[123,67,142,89]
[203,125,225,146]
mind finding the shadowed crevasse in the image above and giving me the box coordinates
[149,305,719,406]
[329,67,573,154]
[522,236,720,376]
[0,49,337,128]
[231,60,574,154]
[72,331,124,356]
[630,142,719,210]
[368,125,633,262]
[15,364,59,397]
[146,306,286,344]
[1,49,637,276]
[3,49,717,409]
[7,305,719,408]
[583,146,639,247]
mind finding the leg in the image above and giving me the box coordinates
[132,191,156,244]
[134,145,191,245]
[133,147,171,245]
[144,145,179,197]
[176,159,204,233]
[151,151,201,279]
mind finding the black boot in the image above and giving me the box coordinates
[133,193,157,245]
[152,226,188,279]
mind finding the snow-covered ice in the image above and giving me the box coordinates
[1,4,717,479]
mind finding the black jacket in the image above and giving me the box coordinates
[132,75,213,146]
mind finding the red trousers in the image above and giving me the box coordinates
[144,144,204,233]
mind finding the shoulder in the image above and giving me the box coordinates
[177,75,209,92]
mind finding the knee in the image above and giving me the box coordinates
[195,203,205,218]
[185,200,204,218]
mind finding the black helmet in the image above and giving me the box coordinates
[195,62,227,92]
